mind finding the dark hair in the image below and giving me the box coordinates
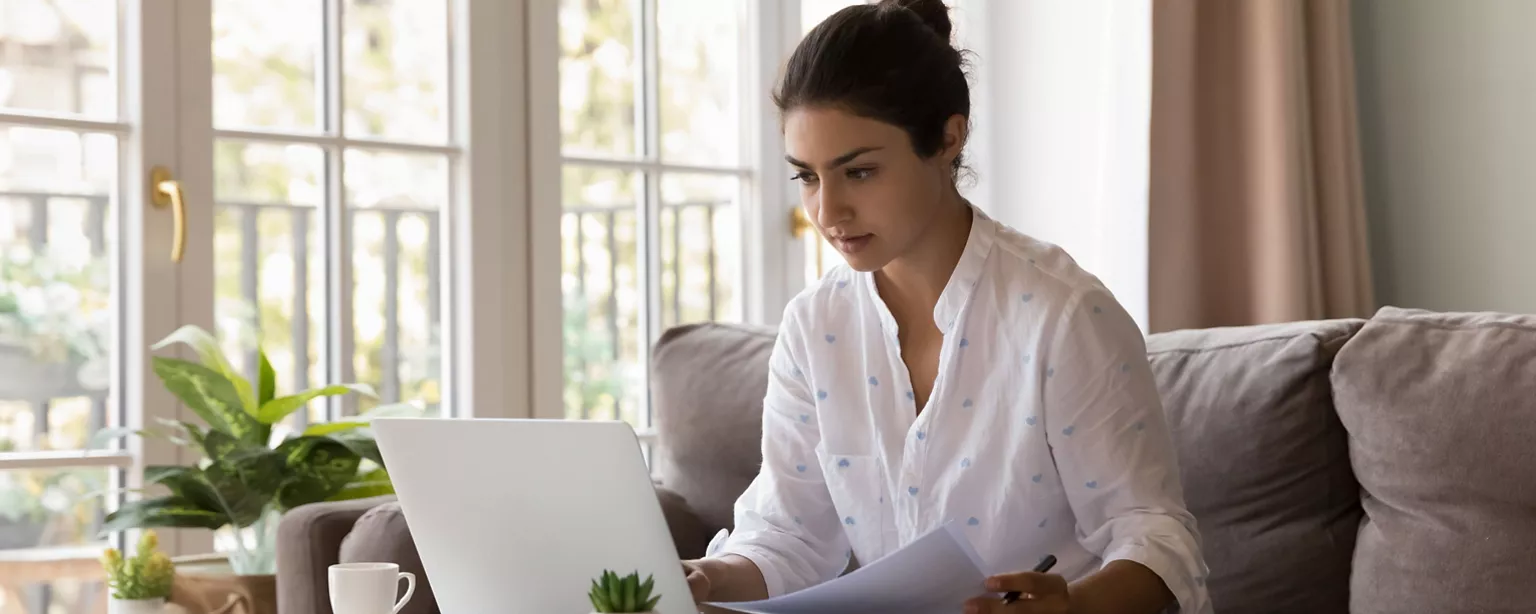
[775,0,972,176]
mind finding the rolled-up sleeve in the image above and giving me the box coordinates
[714,312,850,597]
[1042,289,1213,613]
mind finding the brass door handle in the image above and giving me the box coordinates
[149,166,186,262]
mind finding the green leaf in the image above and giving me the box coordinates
[153,324,258,416]
[258,350,275,407]
[301,421,366,436]
[606,572,622,613]
[152,325,233,375]
[100,496,228,535]
[151,357,266,445]
[142,464,270,528]
[642,596,660,611]
[590,580,612,613]
[301,402,423,437]
[88,427,163,450]
[622,573,637,612]
[325,429,385,467]
[256,384,376,425]
[154,418,206,451]
[273,436,362,511]
[637,575,654,602]
[325,468,394,502]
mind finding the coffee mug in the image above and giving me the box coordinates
[329,562,416,614]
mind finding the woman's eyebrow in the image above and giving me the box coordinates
[785,146,885,169]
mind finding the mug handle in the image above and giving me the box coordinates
[393,572,417,614]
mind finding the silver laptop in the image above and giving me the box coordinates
[373,418,697,614]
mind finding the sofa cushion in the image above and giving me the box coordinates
[649,322,776,532]
[1147,319,1365,614]
[1333,307,1536,614]
[339,502,437,614]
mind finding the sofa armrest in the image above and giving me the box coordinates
[656,482,716,560]
[277,495,397,614]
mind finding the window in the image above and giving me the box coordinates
[558,0,751,430]
[0,0,504,604]
[1,2,125,610]
[210,0,454,422]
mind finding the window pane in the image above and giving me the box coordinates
[344,0,450,143]
[0,467,106,549]
[346,150,446,415]
[658,0,741,165]
[0,467,109,613]
[0,0,116,118]
[660,173,741,328]
[212,0,322,132]
[0,579,108,614]
[0,127,117,452]
[559,0,639,158]
[213,141,325,425]
[561,166,641,424]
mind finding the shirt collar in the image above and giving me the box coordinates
[863,203,998,336]
[934,204,997,332]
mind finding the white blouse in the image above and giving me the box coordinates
[715,206,1212,613]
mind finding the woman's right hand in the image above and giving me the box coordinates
[682,559,714,604]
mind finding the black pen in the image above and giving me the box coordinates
[1000,554,1057,605]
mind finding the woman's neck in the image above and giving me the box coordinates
[874,195,974,320]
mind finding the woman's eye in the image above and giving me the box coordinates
[846,167,875,180]
[791,171,818,184]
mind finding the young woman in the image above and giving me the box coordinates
[682,1,1211,612]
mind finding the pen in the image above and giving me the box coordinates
[999,554,1057,605]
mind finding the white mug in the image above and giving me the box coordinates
[329,562,416,614]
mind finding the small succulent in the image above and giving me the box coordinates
[101,530,176,600]
[588,570,661,613]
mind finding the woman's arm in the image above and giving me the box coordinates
[693,309,852,601]
[1067,560,1175,614]
[967,560,1171,614]
[1032,287,1212,614]
[684,554,770,602]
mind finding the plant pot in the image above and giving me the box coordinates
[0,518,45,550]
[109,597,166,614]
[0,341,97,398]
[170,571,276,614]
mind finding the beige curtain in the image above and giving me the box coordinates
[1149,0,1375,333]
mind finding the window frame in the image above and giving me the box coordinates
[523,0,809,437]
[0,0,534,569]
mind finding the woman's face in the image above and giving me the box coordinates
[784,106,965,272]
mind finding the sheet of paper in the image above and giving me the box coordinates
[705,522,994,614]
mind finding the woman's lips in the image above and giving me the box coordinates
[833,234,873,254]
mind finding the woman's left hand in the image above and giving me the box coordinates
[962,571,1070,614]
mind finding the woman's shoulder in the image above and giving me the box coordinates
[781,265,862,331]
[984,223,1118,313]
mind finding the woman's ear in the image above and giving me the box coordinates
[940,114,968,166]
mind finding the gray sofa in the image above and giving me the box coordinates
[277,307,1536,614]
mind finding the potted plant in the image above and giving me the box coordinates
[588,570,662,614]
[93,325,417,610]
[101,530,175,614]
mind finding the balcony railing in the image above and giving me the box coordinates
[561,198,735,423]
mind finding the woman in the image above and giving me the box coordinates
[682,1,1211,612]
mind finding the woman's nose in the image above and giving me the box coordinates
[816,180,852,229]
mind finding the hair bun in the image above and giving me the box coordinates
[880,0,952,41]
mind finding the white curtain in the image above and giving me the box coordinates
[956,0,1153,331]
